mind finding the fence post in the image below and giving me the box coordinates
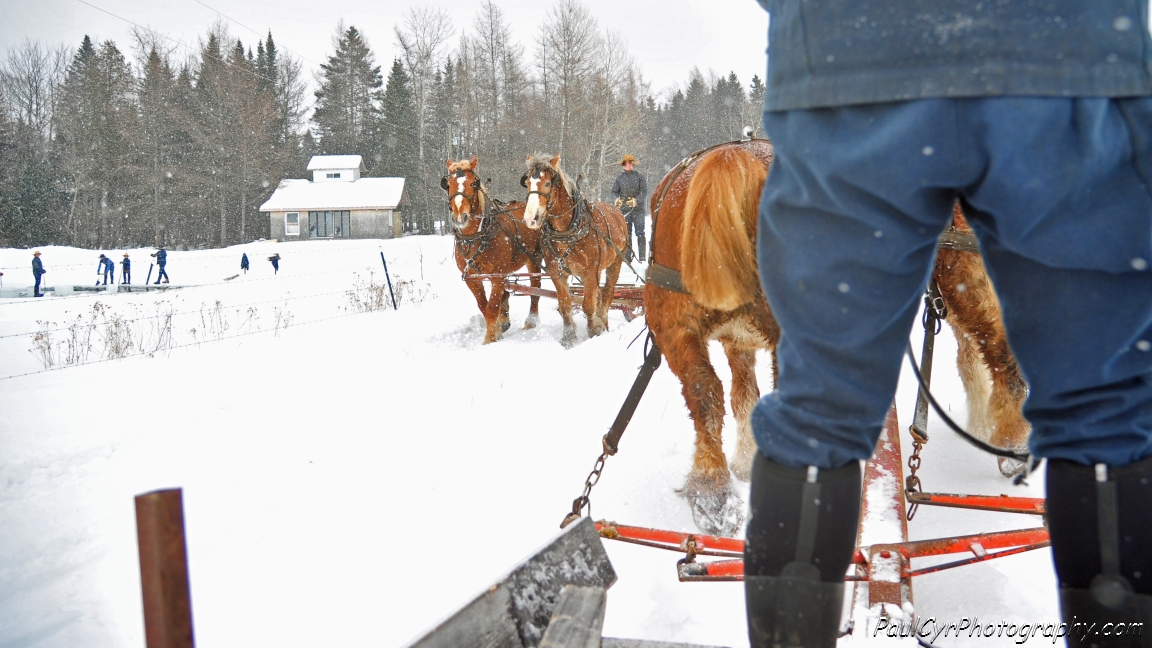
[379,251,398,310]
[145,264,154,286]
[136,488,195,648]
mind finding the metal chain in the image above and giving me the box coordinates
[905,429,926,520]
[907,284,944,521]
[562,445,609,528]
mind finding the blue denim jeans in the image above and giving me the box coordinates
[754,97,1152,469]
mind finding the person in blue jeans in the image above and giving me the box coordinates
[746,3,1152,646]
[121,253,131,284]
[31,251,45,297]
[97,254,113,285]
[151,247,168,284]
[240,252,249,273]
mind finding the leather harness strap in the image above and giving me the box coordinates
[647,230,981,298]
[938,228,981,253]
[645,262,690,294]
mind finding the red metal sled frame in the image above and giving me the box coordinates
[594,406,1050,589]
[597,522,1049,583]
[472,272,645,319]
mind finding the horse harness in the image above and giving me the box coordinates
[643,137,984,296]
[445,171,540,278]
[523,167,630,280]
[644,139,759,295]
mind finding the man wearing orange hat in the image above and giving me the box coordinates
[610,154,648,263]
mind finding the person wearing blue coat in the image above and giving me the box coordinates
[268,253,280,274]
[97,254,113,285]
[31,251,45,297]
[151,247,168,284]
[240,252,249,273]
[121,253,131,284]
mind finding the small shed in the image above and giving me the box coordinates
[260,155,407,240]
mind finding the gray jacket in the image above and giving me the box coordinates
[760,0,1152,111]
[610,170,648,215]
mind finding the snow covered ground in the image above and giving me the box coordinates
[0,236,1056,647]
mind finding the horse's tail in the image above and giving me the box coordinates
[680,146,767,311]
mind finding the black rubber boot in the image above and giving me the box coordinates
[745,453,860,648]
[637,235,647,263]
[1047,455,1152,648]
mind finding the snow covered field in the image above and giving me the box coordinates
[0,236,1056,647]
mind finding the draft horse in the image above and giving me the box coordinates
[645,140,1030,537]
[935,204,1031,477]
[443,156,543,344]
[645,140,779,536]
[521,155,628,348]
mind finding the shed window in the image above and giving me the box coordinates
[285,212,300,236]
[308,210,350,238]
[326,172,341,179]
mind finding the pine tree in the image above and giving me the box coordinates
[747,75,767,138]
[136,47,187,246]
[377,58,418,231]
[312,25,382,163]
[55,36,136,247]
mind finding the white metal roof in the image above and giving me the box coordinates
[306,155,365,171]
[259,178,406,212]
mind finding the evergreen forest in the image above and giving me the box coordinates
[0,0,767,249]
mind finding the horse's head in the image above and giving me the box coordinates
[521,154,569,230]
[442,156,485,227]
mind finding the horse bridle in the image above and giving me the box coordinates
[442,169,486,227]
[520,168,560,215]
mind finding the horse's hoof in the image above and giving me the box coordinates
[561,333,578,349]
[681,481,746,537]
[730,453,754,482]
[501,320,511,333]
[523,313,539,330]
[998,457,1026,478]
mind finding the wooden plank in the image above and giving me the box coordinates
[406,517,616,648]
[404,584,523,648]
[135,488,195,648]
[539,585,606,648]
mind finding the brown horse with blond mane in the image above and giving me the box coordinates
[520,154,628,348]
[443,156,543,344]
[646,139,1030,536]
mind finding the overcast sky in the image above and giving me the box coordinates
[0,0,769,99]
